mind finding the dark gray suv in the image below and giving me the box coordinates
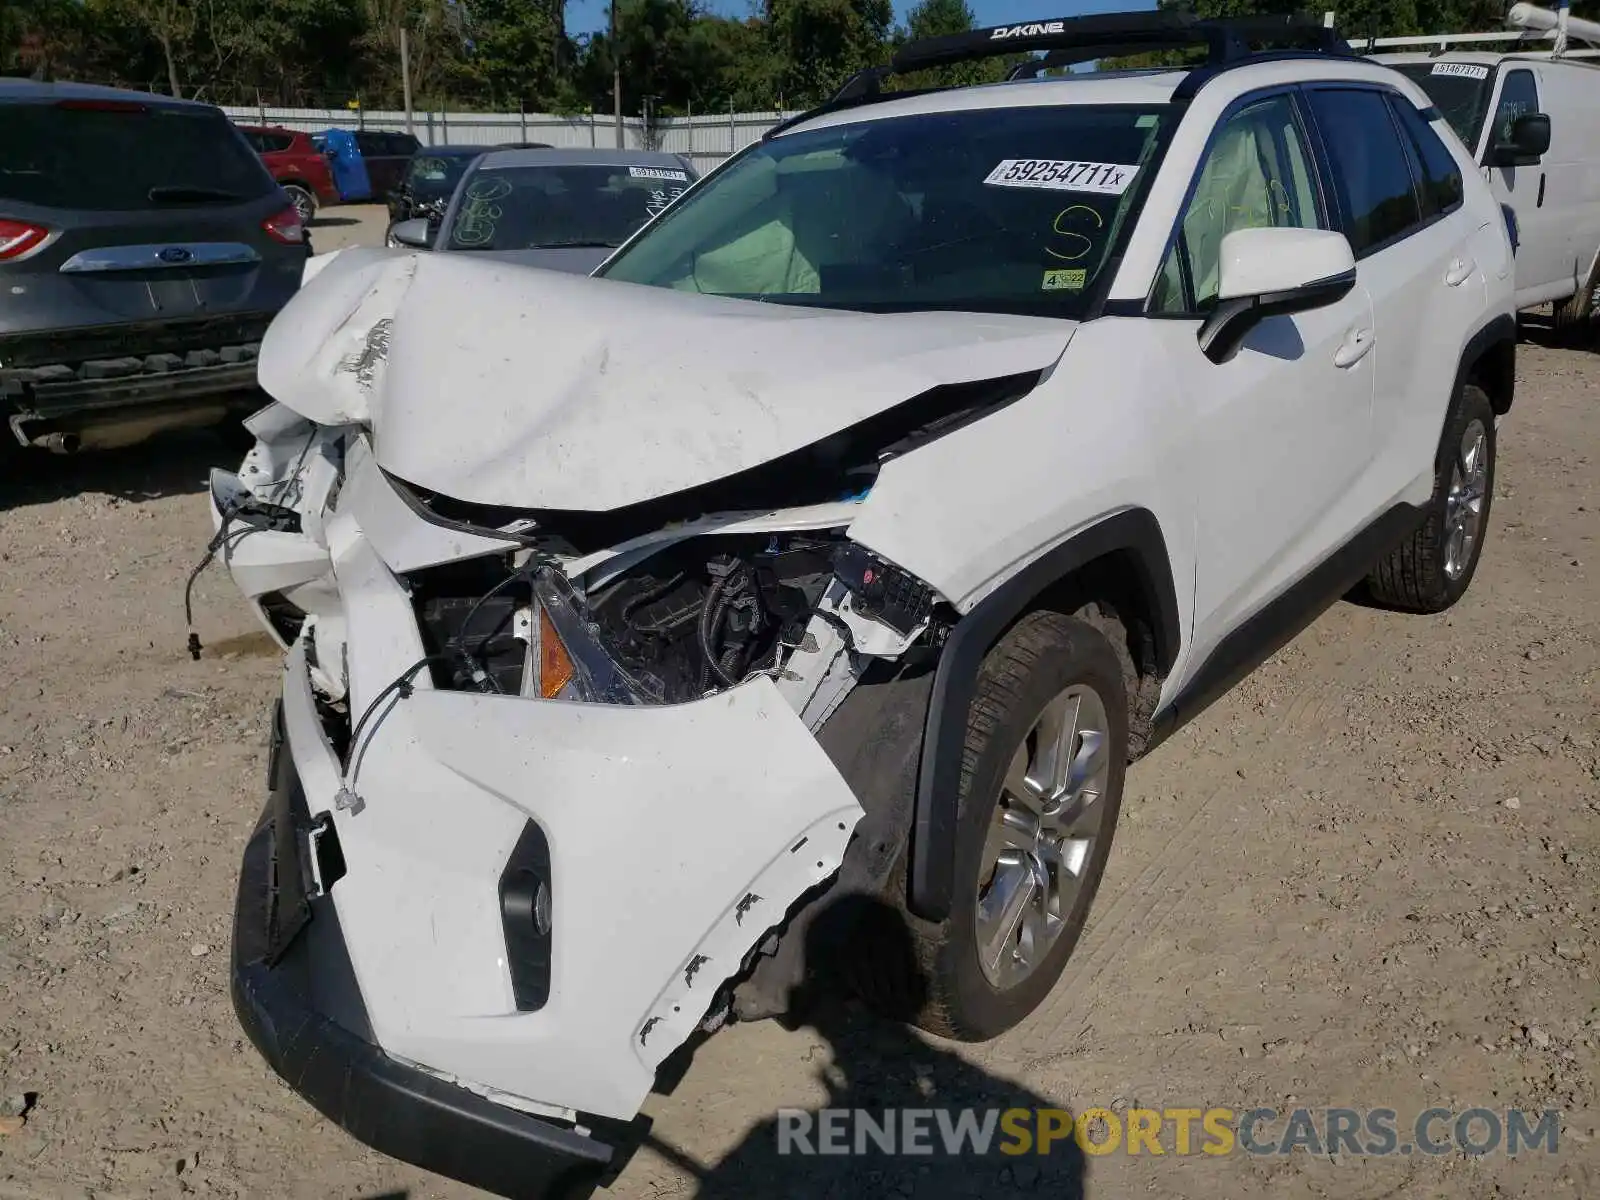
[0,80,306,456]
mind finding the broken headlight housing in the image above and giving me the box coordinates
[409,529,940,706]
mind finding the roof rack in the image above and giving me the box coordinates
[765,11,1350,139]
[899,11,1349,77]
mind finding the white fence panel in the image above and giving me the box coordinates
[220,105,801,173]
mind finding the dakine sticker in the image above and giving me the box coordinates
[985,159,1138,195]
[629,166,690,182]
[1431,62,1490,79]
[990,20,1066,39]
[1042,268,1087,291]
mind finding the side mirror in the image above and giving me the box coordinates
[1198,227,1357,364]
[1490,112,1551,167]
[389,217,433,249]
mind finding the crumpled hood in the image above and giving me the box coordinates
[258,248,1077,511]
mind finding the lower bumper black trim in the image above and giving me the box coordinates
[8,362,263,417]
[231,713,615,1200]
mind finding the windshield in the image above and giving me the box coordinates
[443,162,693,251]
[406,152,479,200]
[1393,63,1492,148]
[598,105,1170,316]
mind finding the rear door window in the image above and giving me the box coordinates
[2,103,275,210]
[1389,97,1465,217]
[1306,88,1423,257]
[240,129,294,153]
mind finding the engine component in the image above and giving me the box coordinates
[830,544,935,636]
[586,534,839,703]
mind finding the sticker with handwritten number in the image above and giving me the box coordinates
[984,159,1139,195]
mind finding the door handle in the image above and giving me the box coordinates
[1334,327,1375,368]
[1445,256,1477,287]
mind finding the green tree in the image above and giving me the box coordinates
[454,0,569,107]
[101,0,197,96]
[766,0,892,106]
[892,0,1016,89]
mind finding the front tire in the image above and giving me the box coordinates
[1365,382,1496,612]
[855,610,1128,1042]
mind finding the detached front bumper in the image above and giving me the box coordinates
[232,569,861,1197]
[231,713,615,1200]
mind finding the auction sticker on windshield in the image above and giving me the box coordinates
[630,166,690,182]
[1431,62,1490,79]
[985,160,1139,195]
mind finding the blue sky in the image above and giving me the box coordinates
[565,0,1155,39]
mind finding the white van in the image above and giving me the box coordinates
[1376,52,1600,328]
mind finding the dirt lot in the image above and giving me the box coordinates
[0,311,1595,1199]
[304,204,391,255]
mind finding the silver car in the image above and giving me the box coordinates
[389,147,698,274]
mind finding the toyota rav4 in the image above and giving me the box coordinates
[210,13,1517,1198]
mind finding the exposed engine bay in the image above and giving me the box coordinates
[407,530,938,707]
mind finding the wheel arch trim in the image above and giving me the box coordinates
[908,507,1180,922]
[1458,313,1517,418]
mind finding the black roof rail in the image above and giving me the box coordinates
[763,10,1351,140]
[1172,47,1357,99]
[899,11,1349,75]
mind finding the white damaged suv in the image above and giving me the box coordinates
[215,13,1516,1198]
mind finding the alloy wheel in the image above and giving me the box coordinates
[1444,418,1489,580]
[974,682,1112,990]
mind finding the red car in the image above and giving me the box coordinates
[236,125,338,223]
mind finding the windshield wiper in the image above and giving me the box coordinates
[147,185,243,203]
[532,239,621,249]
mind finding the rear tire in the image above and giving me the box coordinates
[1551,254,1599,343]
[283,184,317,225]
[1365,383,1496,613]
[850,610,1128,1042]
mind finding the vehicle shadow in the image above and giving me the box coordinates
[639,898,1089,1200]
[1518,310,1597,351]
[0,427,236,513]
[312,215,364,228]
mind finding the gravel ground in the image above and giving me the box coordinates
[0,319,1594,1199]
[305,204,390,255]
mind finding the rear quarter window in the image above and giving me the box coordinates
[2,104,275,210]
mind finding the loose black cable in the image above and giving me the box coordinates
[450,555,555,692]
[184,512,262,659]
[338,639,518,812]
